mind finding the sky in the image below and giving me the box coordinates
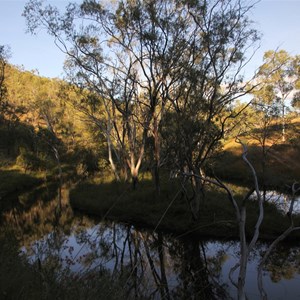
[0,0,300,79]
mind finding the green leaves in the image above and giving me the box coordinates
[22,0,260,183]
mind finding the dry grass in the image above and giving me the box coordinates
[217,117,300,188]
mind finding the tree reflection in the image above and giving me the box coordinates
[1,183,74,247]
[68,225,230,299]
[262,244,300,283]
[168,238,230,299]
[2,188,230,300]
[2,185,300,299]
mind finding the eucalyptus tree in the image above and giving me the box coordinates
[24,0,187,189]
[0,46,7,103]
[160,0,259,218]
[0,45,10,119]
[248,80,286,201]
[257,50,299,142]
[23,0,259,200]
[291,55,300,111]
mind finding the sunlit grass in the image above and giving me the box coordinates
[214,138,300,189]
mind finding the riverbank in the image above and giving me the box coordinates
[0,164,79,214]
[0,169,43,212]
[0,169,42,196]
[70,177,300,241]
[213,140,300,189]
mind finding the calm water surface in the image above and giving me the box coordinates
[2,184,300,299]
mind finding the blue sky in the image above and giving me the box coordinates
[0,0,300,79]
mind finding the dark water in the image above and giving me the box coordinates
[2,184,300,299]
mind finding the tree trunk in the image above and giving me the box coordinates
[153,116,161,195]
[282,99,285,142]
[107,134,120,181]
[190,168,205,220]
[153,162,160,195]
[132,175,138,190]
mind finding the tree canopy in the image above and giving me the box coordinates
[23,0,259,199]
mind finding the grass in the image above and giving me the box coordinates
[71,178,190,232]
[3,117,300,242]
[0,169,43,196]
[0,161,82,215]
[70,176,300,241]
[212,141,300,190]
[0,168,44,214]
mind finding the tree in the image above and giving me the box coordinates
[257,50,299,142]
[159,0,259,218]
[0,46,7,104]
[23,0,259,203]
[0,45,11,120]
[188,141,300,300]
[291,54,300,111]
[249,84,282,200]
[0,46,11,97]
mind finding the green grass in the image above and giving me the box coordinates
[70,177,300,241]
[0,169,43,197]
[71,178,190,232]
[0,163,81,215]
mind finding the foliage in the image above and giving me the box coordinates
[16,146,54,172]
[21,0,262,225]
[254,50,300,142]
[3,8,300,299]
[69,175,300,240]
[0,45,10,113]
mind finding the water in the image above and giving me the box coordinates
[250,190,300,214]
[2,184,300,299]
[21,222,300,299]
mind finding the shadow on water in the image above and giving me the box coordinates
[1,184,300,299]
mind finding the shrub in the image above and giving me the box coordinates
[16,147,41,172]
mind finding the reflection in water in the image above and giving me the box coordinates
[2,183,73,246]
[251,190,300,214]
[2,186,300,299]
[25,223,229,299]
[168,237,229,299]
[263,244,300,283]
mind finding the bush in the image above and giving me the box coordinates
[16,147,41,172]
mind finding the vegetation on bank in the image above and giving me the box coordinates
[69,118,300,241]
[213,141,300,189]
[70,172,300,241]
[1,3,300,234]
[0,169,42,197]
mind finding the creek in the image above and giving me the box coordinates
[1,183,300,299]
